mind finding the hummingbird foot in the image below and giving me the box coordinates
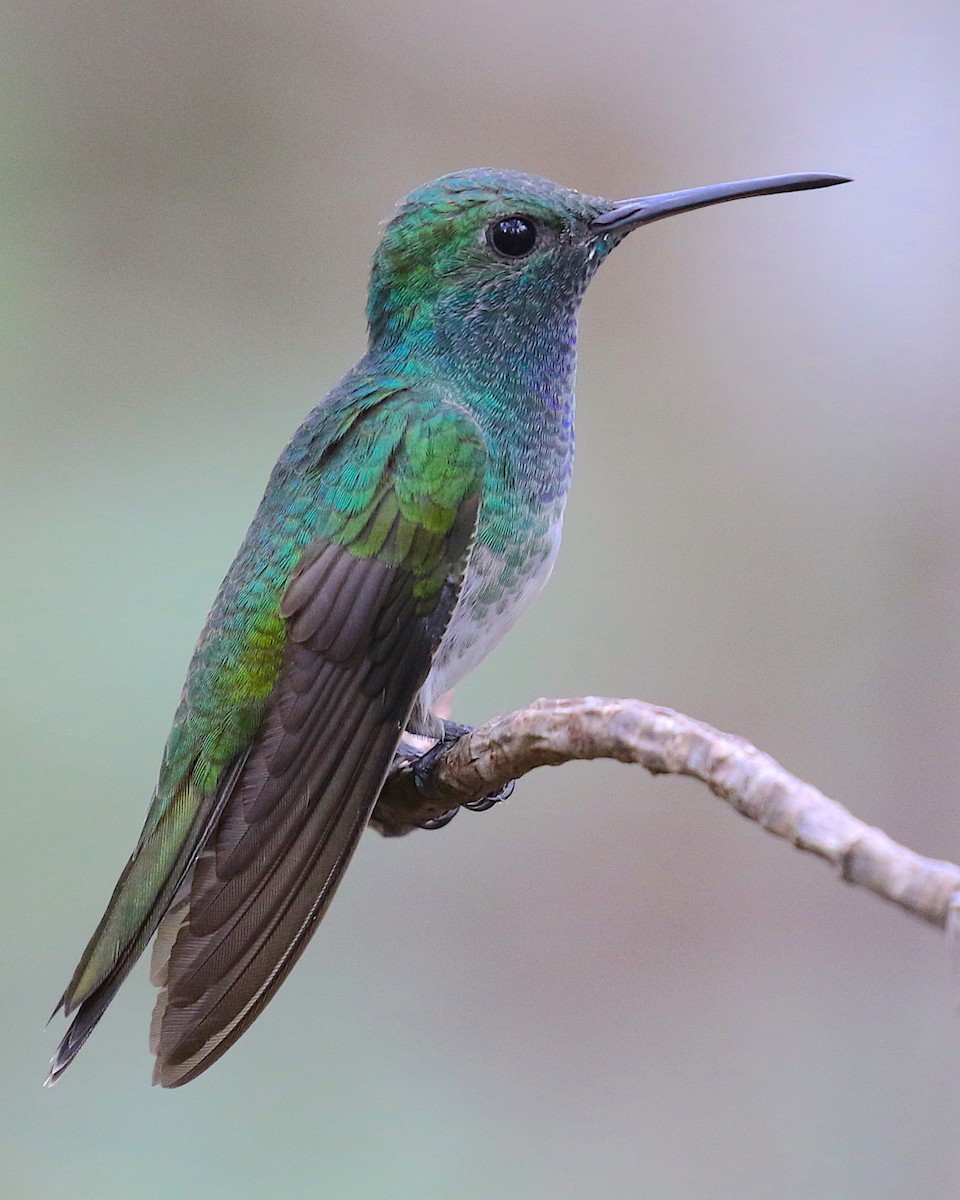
[416,806,461,830]
[410,720,468,828]
[463,779,515,810]
[433,719,474,741]
[411,721,515,828]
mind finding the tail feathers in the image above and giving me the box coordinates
[48,751,251,1085]
[47,880,196,1086]
[46,975,126,1086]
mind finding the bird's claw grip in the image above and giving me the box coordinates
[412,722,514,829]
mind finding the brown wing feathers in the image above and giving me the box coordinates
[50,395,484,1087]
[148,530,473,1085]
[47,746,254,1084]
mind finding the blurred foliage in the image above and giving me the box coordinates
[3,1,960,1196]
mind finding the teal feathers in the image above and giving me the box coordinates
[50,166,847,1085]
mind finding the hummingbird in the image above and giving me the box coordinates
[49,166,847,1087]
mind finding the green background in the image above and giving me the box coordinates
[3,1,960,1196]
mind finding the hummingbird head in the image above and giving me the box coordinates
[367,169,610,353]
[366,167,849,382]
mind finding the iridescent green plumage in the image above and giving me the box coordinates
[53,382,485,1084]
[50,166,846,1085]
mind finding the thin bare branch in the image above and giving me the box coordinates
[374,696,960,933]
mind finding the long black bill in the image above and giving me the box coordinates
[589,173,850,234]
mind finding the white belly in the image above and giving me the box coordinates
[420,517,564,713]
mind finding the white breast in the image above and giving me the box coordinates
[420,516,564,714]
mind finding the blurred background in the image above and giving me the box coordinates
[3,0,960,1196]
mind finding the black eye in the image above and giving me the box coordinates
[487,215,538,258]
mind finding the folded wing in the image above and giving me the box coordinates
[50,390,485,1086]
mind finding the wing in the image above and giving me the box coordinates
[49,389,486,1086]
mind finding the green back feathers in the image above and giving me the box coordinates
[313,394,485,606]
[57,385,485,1023]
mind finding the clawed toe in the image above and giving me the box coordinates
[411,719,473,792]
[410,722,513,829]
[464,779,515,811]
[417,807,460,830]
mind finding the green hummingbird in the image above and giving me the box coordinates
[49,167,847,1086]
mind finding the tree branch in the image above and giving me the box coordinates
[373,696,960,936]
